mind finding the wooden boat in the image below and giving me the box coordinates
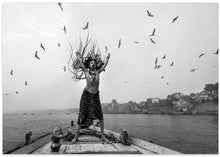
[6,125,182,154]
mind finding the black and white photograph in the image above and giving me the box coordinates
[2,2,218,154]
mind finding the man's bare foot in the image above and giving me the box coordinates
[71,137,77,144]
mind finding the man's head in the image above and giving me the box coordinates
[89,60,96,70]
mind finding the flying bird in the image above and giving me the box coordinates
[16,91,19,94]
[58,43,61,47]
[134,41,140,44]
[155,57,158,65]
[213,49,218,55]
[190,68,198,72]
[149,28,155,36]
[124,81,129,84]
[40,43,45,51]
[161,76,164,79]
[170,62,174,66]
[105,46,108,53]
[172,16,179,23]
[198,53,205,58]
[5,93,10,96]
[118,39,122,48]
[35,51,40,60]
[157,65,161,69]
[154,65,157,69]
[58,3,63,11]
[83,22,89,30]
[147,10,153,17]
[150,38,155,44]
[25,81,28,86]
[166,82,169,85]
[162,55,166,59]
[10,69,13,76]
[63,26,66,34]
[63,66,66,72]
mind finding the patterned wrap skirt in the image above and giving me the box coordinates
[77,90,103,126]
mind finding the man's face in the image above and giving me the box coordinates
[89,60,96,70]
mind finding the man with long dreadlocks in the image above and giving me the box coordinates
[69,36,110,143]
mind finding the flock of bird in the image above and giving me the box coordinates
[5,4,218,96]
[6,3,91,97]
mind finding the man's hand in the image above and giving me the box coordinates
[106,53,110,60]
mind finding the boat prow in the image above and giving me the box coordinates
[31,125,182,154]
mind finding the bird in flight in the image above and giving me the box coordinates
[154,65,157,69]
[5,93,10,96]
[147,10,153,17]
[213,48,218,55]
[40,43,45,51]
[63,26,66,34]
[149,28,155,36]
[198,53,205,58]
[16,91,19,94]
[155,57,158,64]
[35,51,40,60]
[157,65,161,69]
[83,22,89,30]
[134,41,140,44]
[166,82,169,85]
[25,81,28,86]
[105,46,108,53]
[150,38,155,44]
[118,39,122,48]
[162,55,166,59]
[190,68,198,72]
[63,66,66,72]
[161,76,164,79]
[58,43,61,47]
[170,62,174,66]
[172,16,179,23]
[58,3,63,11]
[10,69,13,76]
[124,81,129,84]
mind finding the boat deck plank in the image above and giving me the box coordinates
[112,143,140,153]
[32,142,51,154]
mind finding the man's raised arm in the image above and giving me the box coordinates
[98,53,110,73]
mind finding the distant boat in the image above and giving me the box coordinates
[49,113,52,115]
[65,113,70,115]
[31,113,35,115]
[23,113,28,115]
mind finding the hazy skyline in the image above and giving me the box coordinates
[3,3,218,113]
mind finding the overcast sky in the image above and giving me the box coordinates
[2,3,218,113]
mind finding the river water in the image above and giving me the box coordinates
[3,114,218,154]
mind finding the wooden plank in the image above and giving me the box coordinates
[130,136,181,154]
[112,143,139,153]
[32,142,51,154]
[65,144,81,154]
[93,143,118,153]
[131,145,156,154]
[78,144,95,153]
[59,145,67,154]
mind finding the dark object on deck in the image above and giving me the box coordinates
[25,131,32,145]
[119,129,130,146]
[71,120,74,127]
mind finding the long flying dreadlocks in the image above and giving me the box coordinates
[68,34,105,81]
